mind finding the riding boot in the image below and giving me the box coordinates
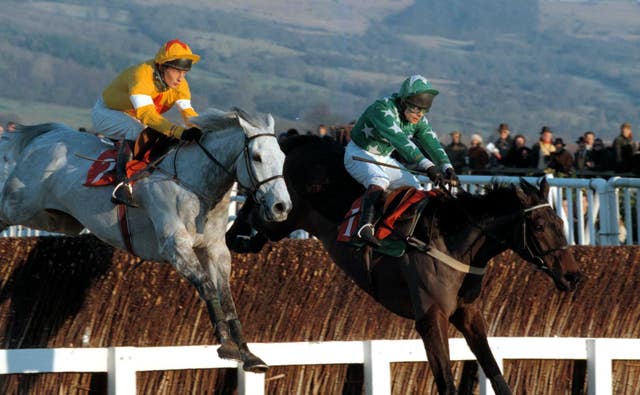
[355,185,384,247]
[111,141,138,208]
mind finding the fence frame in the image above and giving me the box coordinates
[1,337,639,395]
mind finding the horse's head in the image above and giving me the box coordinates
[235,110,291,223]
[512,178,583,291]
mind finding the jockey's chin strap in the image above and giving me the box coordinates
[195,132,284,204]
[520,203,568,274]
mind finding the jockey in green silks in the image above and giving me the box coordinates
[344,75,458,247]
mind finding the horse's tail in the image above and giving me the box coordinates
[2,123,65,155]
[0,122,65,193]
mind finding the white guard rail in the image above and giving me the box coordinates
[0,338,639,395]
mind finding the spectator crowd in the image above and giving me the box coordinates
[441,122,638,177]
[279,121,639,178]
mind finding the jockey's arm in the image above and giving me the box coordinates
[133,103,186,139]
[181,107,198,127]
[174,88,198,127]
[414,121,453,171]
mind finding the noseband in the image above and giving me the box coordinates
[196,132,285,204]
[520,203,568,273]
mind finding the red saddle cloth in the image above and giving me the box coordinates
[84,149,151,187]
[337,187,435,242]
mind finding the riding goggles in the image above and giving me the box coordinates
[405,103,430,115]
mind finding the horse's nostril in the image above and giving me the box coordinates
[273,202,285,214]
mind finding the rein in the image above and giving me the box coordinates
[452,198,562,274]
[429,196,567,275]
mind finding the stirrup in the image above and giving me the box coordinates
[356,224,381,247]
[111,182,138,208]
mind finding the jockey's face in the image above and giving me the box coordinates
[403,104,425,124]
[162,66,188,89]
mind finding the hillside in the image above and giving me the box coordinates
[0,0,639,142]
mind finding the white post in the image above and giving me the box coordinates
[108,347,137,395]
[364,340,392,395]
[478,357,503,395]
[237,367,265,395]
[227,182,239,230]
[587,339,612,395]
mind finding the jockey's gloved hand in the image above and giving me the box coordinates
[181,127,203,142]
[425,165,444,187]
[444,167,459,187]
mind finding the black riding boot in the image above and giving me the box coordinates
[111,141,138,208]
[355,186,384,247]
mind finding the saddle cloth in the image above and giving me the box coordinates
[84,148,151,187]
[337,187,435,244]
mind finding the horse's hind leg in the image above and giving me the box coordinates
[450,304,512,395]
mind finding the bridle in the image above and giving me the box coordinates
[444,195,566,274]
[520,203,568,274]
[195,132,284,205]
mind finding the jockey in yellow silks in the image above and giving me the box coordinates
[91,39,204,207]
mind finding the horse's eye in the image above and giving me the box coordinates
[532,217,546,232]
[252,153,262,162]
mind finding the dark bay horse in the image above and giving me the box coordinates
[226,136,582,394]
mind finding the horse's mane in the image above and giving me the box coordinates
[427,183,524,236]
[279,134,325,154]
[191,107,269,132]
[453,183,523,215]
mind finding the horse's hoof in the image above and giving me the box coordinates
[217,343,242,361]
[242,354,269,373]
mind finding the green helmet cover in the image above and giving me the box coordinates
[398,75,439,98]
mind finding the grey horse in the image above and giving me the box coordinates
[0,108,291,372]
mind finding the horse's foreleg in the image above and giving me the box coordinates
[168,239,242,362]
[196,243,268,373]
[450,305,512,395]
[415,307,457,395]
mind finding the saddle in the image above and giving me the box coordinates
[83,142,153,187]
[337,186,437,257]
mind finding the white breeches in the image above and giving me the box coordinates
[91,98,145,141]
[343,141,422,190]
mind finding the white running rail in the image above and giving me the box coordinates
[0,337,639,395]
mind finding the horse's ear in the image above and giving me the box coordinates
[267,114,275,131]
[237,115,252,133]
[515,185,530,205]
[517,178,534,205]
[519,178,537,195]
[539,177,550,200]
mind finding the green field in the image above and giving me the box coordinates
[0,98,91,130]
